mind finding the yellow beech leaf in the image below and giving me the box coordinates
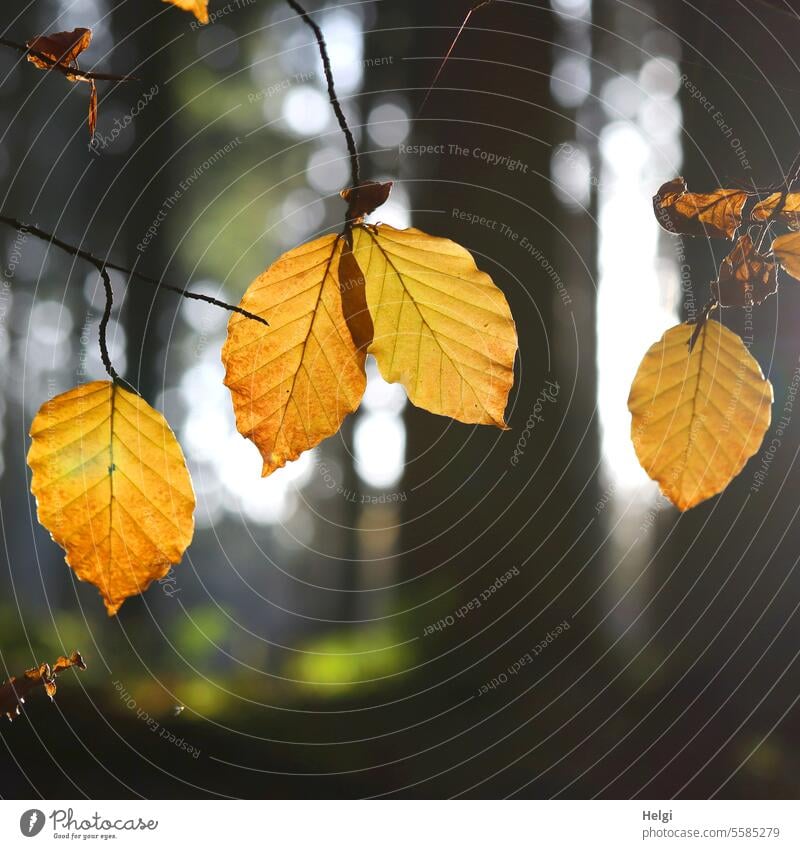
[771,231,800,281]
[164,0,209,23]
[628,321,772,511]
[27,381,195,615]
[222,235,367,476]
[350,224,517,427]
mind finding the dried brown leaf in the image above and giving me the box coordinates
[338,237,374,351]
[88,80,97,140]
[653,177,748,239]
[340,181,393,221]
[0,651,86,721]
[25,28,98,139]
[752,192,800,229]
[712,234,777,307]
[27,28,92,74]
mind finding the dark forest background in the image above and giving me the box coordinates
[2,0,800,798]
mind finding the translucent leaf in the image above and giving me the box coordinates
[712,234,777,307]
[164,0,209,23]
[27,381,195,614]
[771,231,800,281]
[351,224,517,427]
[26,28,92,73]
[653,177,747,239]
[628,321,772,510]
[222,235,367,476]
[752,192,800,230]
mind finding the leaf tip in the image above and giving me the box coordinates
[104,596,123,616]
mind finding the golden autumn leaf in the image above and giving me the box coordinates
[752,192,800,229]
[164,0,210,23]
[771,231,800,282]
[628,321,772,511]
[27,381,195,615]
[351,224,517,427]
[712,233,777,307]
[222,235,367,477]
[0,651,86,721]
[653,177,748,239]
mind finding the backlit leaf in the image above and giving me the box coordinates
[351,224,517,427]
[712,234,777,307]
[752,192,800,229]
[628,321,772,511]
[0,651,86,722]
[222,235,367,476]
[340,180,393,220]
[27,28,92,73]
[27,381,195,615]
[771,231,800,282]
[653,177,748,239]
[164,0,210,23]
[25,27,97,138]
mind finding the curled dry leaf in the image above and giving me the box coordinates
[222,235,367,476]
[653,177,748,239]
[351,224,517,427]
[0,651,86,721]
[341,181,394,221]
[751,192,800,230]
[339,236,374,351]
[712,233,777,307]
[770,231,800,282]
[27,381,195,614]
[88,80,98,139]
[26,27,97,139]
[27,28,92,75]
[164,0,210,23]
[628,320,772,511]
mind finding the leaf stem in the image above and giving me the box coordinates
[283,0,360,189]
[0,215,268,326]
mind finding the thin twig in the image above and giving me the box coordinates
[284,0,359,189]
[0,37,138,82]
[417,0,495,118]
[97,265,119,382]
[753,152,800,252]
[0,216,268,326]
